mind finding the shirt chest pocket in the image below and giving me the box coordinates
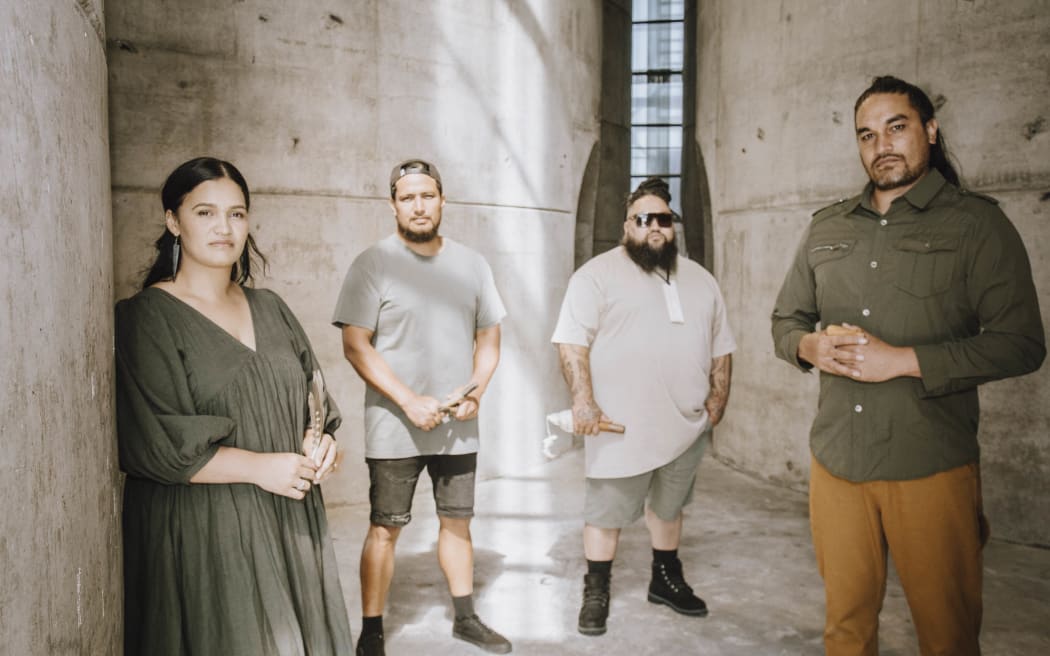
[808,240,858,305]
[808,240,856,267]
[893,235,959,297]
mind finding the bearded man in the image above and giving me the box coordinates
[333,159,511,655]
[772,76,1044,655]
[551,177,736,636]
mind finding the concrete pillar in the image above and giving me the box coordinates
[698,1,1050,543]
[107,1,603,505]
[0,0,121,652]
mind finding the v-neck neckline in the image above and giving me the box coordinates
[149,286,259,353]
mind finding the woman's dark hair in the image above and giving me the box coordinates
[625,177,672,211]
[854,75,962,187]
[141,157,268,289]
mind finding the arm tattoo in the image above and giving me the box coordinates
[706,354,732,424]
[557,344,594,402]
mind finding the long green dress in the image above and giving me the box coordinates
[115,286,353,656]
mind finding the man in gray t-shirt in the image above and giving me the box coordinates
[332,159,509,656]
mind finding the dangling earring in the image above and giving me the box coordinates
[171,235,181,281]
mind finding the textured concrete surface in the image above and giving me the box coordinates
[696,1,1050,544]
[0,0,121,653]
[107,0,603,508]
[7,0,1047,651]
[326,449,1050,655]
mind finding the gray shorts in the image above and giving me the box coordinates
[584,432,709,529]
[366,453,477,527]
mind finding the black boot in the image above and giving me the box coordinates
[578,572,611,635]
[648,558,708,617]
[355,631,385,656]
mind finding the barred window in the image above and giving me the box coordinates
[630,0,685,214]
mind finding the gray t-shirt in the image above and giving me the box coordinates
[333,234,506,458]
[552,246,736,478]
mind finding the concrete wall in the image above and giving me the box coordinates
[698,1,1050,544]
[108,0,603,505]
[0,0,122,653]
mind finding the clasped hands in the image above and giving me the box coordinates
[402,384,480,431]
[799,323,920,383]
[258,429,339,501]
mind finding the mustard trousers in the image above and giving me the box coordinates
[809,457,988,656]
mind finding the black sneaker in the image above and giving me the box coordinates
[356,632,385,656]
[452,614,512,654]
[577,572,611,636]
[647,559,708,617]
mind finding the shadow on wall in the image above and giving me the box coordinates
[574,143,600,268]
[681,139,714,269]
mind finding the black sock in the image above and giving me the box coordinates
[652,548,679,566]
[587,559,612,576]
[361,615,383,637]
[452,594,474,620]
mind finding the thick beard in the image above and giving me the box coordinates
[623,236,678,275]
[397,222,439,244]
[869,153,928,191]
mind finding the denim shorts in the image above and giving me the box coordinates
[366,453,477,527]
[584,432,709,529]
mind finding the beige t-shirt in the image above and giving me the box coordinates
[551,247,736,478]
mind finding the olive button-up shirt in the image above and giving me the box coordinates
[771,169,1045,482]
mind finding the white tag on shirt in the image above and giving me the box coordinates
[662,279,685,324]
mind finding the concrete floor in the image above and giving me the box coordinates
[326,450,1050,655]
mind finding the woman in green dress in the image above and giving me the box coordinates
[115,157,353,655]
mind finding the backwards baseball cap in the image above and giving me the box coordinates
[389,159,442,197]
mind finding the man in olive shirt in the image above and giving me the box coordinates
[772,76,1044,655]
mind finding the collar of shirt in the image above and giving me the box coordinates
[856,168,948,218]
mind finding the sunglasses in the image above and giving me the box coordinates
[627,212,678,228]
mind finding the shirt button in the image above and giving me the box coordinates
[854,404,863,413]
[870,261,878,269]
[880,219,888,226]
[862,308,871,317]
